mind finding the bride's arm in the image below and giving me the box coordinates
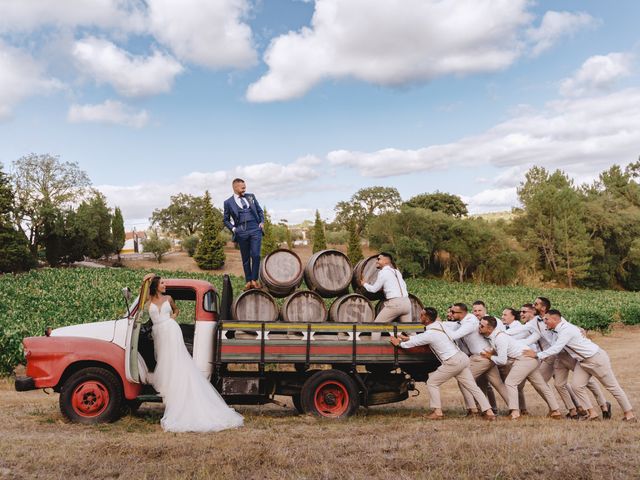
[168,296,180,319]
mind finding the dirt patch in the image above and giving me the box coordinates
[1,327,639,479]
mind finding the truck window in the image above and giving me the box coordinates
[165,288,196,325]
[203,290,218,314]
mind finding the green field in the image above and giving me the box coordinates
[1,267,640,373]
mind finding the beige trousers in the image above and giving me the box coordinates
[555,350,607,409]
[427,351,491,411]
[571,350,633,413]
[459,355,509,409]
[371,297,412,341]
[504,357,559,412]
[538,354,577,410]
[499,364,527,411]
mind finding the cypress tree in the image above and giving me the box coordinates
[261,208,278,256]
[194,191,225,269]
[312,210,327,253]
[347,219,363,264]
[112,207,126,261]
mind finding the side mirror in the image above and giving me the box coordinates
[122,287,132,317]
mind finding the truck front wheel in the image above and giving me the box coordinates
[59,367,124,424]
[300,370,360,418]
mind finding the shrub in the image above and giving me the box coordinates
[182,235,200,257]
[618,305,640,325]
[569,308,612,333]
[142,233,172,263]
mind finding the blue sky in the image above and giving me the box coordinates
[0,0,639,230]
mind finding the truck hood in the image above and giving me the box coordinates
[51,318,129,348]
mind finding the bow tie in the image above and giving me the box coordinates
[537,318,544,322]
[505,325,510,330]
[550,329,557,333]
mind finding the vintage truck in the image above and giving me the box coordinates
[15,275,439,422]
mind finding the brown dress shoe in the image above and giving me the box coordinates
[424,412,445,420]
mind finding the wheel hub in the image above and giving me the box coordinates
[72,381,109,417]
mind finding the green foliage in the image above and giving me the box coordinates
[334,186,402,235]
[326,229,347,245]
[76,191,114,259]
[619,304,640,325]
[150,193,216,237]
[181,235,200,257]
[347,220,363,264]
[142,231,172,263]
[111,207,125,257]
[569,309,612,333]
[261,208,279,256]
[193,191,225,269]
[404,192,468,217]
[285,225,293,249]
[312,210,327,253]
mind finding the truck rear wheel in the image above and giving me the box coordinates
[59,367,123,424]
[301,370,360,418]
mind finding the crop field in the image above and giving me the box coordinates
[2,267,640,374]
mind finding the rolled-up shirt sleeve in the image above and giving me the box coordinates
[363,269,387,293]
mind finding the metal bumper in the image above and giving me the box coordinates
[14,375,36,391]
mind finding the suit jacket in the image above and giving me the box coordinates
[223,193,264,241]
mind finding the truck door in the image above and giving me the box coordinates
[125,278,151,383]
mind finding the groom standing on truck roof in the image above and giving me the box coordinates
[223,178,264,291]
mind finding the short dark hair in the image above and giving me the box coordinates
[423,307,438,322]
[536,296,551,311]
[505,308,520,321]
[378,252,394,263]
[149,276,161,296]
[453,302,468,313]
[472,300,486,307]
[482,315,497,329]
[232,178,245,184]
[547,309,562,317]
[521,303,535,310]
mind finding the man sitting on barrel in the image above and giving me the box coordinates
[361,252,411,341]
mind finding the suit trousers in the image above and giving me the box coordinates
[236,228,262,282]
[571,349,633,412]
[459,355,509,409]
[554,350,607,409]
[504,357,559,412]
[427,352,491,411]
[499,364,527,412]
[371,297,411,341]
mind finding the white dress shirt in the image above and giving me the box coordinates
[521,315,556,351]
[448,313,491,355]
[399,321,459,362]
[363,265,408,299]
[537,319,600,361]
[487,329,529,366]
[504,320,525,335]
[233,193,249,209]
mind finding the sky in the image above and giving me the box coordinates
[1,0,639,230]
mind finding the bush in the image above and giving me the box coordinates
[618,305,640,325]
[182,235,200,257]
[569,308,612,333]
[326,230,347,245]
[142,233,172,263]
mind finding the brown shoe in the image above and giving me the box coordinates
[622,416,638,423]
[424,412,445,420]
[252,280,263,289]
[482,412,497,421]
[243,282,253,291]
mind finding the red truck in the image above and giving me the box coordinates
[16,275,438,422]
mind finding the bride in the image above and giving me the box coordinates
[144,273,243,432]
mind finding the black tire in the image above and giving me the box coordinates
[59,367,124,424]
[292,394,304,414]
[300,369,360,418]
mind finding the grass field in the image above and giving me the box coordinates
[1,325,638,479]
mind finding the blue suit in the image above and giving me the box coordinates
[223,193,264,282]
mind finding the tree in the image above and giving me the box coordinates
[403,192,468,217]
[150,193,216,237]
[76,190,113,259]
[334,186,402,235]
[112,207,125,261]
[0,163,34,272]
[312,210,327,253]
[346,219,363,264]
[143,231,172,263]
[194,191,225,269]
[182,235,200,257]
[261,208,279,256]
[11,153,91,254]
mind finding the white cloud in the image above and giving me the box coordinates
[462,187,518,214]
[72,37,184,96]
[67,100,149,128]
[527,11,596,57]
[560,53,633,97]
[147,0,256,69]
[0,0,146,32]
[0,41,61,119]
[327,87,640,178]
[247,0,533,102]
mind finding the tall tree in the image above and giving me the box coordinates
[112,207,126,261]
[312,210,327,253]
[0,163,34,272]
[76,190,113,259]
[261,208,278,256]
[346,219,363,264]
[334,186,402,235]
[194,191,225,269]
[150,193,215,237]
[403,192,468,217]
[11,153,91,254]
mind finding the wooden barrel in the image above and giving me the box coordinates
[329,294,375,323]
[304,249,352,298]
[259,248,304,298]
[281,290,328,323]
[375,294,424,323]
[231,289,279,322]
[351,255,384,301]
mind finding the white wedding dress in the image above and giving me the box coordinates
[149,300,243,432]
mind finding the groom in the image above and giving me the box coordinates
[223,178,265,290]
